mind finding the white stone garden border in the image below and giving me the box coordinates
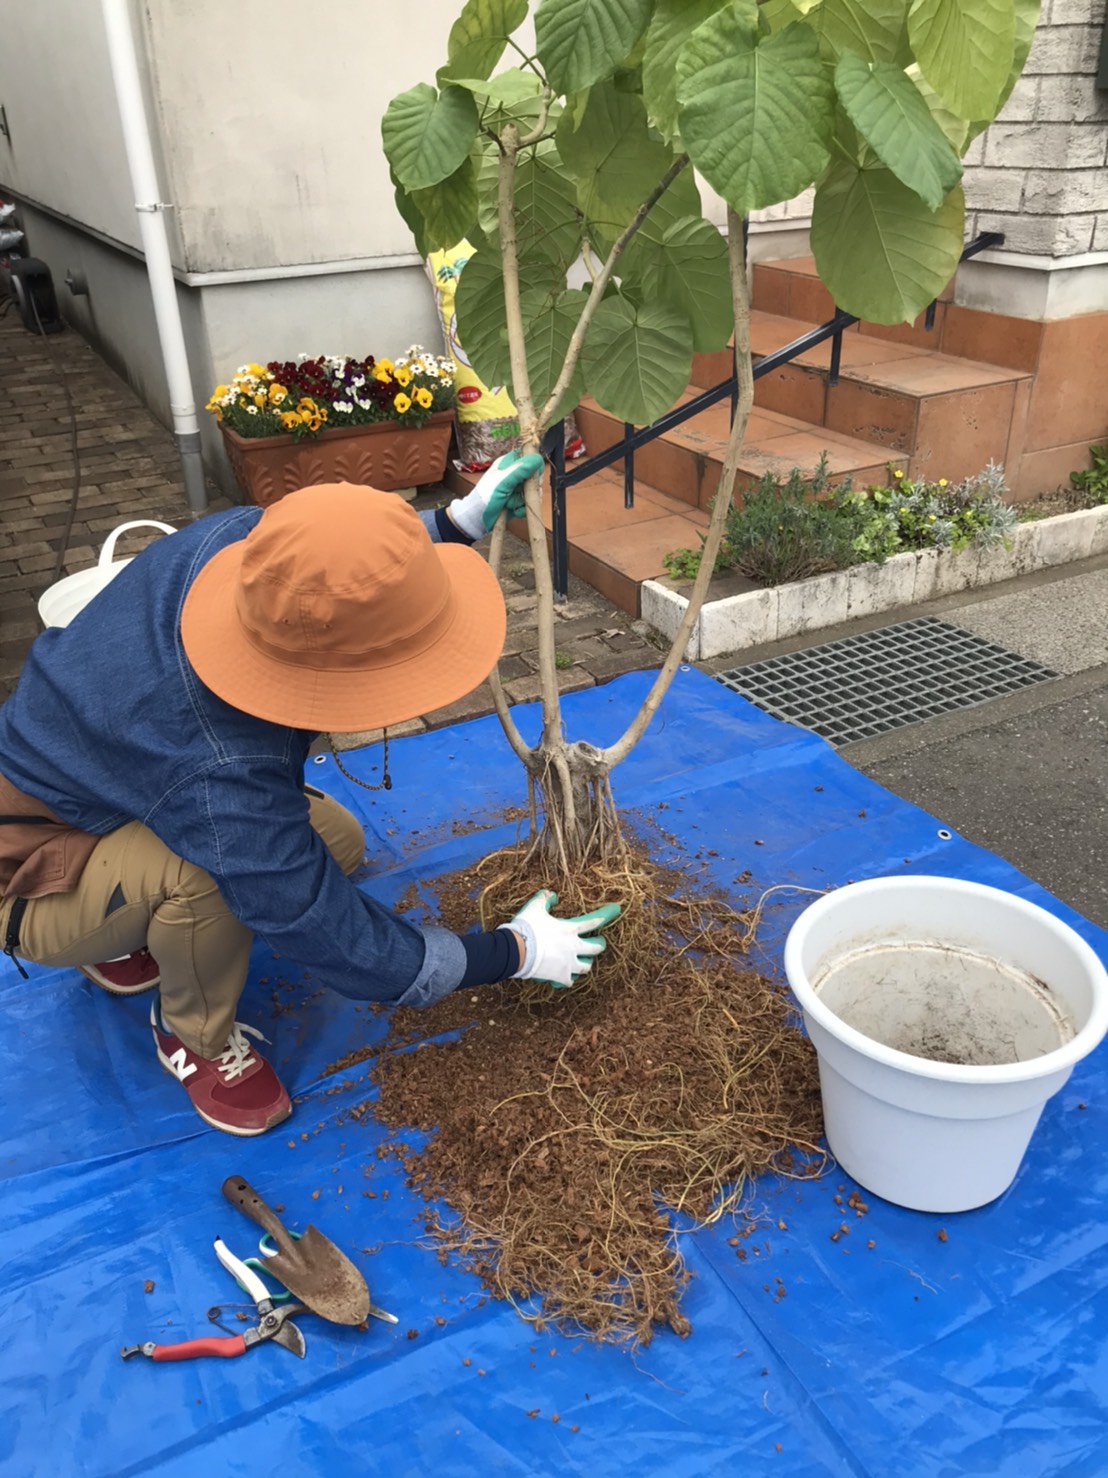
[642,505,1108,661]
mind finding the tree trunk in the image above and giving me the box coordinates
[513,207,755,874]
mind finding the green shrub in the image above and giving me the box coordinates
[861,461,1017,553]
[1070,443,1108,507]
[663,457,1017,586]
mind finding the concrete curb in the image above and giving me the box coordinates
[642,505,1108,661]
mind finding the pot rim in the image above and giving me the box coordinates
[783,875,1108,1086]
[219,408,454,450]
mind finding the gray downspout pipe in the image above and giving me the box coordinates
[101,0,207,514]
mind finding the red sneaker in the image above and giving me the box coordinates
[150,1003,291,1136]
[80,948,160,996]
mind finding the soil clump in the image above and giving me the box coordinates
[324,843,825,1346]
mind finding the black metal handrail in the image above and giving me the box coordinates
[544,230,1004,599]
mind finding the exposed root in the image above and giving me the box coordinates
[348,844,826,1348]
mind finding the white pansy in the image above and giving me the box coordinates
[333,400,353,414]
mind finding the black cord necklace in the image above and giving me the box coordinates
[325,731,392,791]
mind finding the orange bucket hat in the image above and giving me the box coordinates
[180,484,506,731]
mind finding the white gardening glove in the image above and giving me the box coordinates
[445,450,544,541]
[499,890,622,989]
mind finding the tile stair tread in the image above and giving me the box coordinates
[577,391,904,474]
[758,252,956,301]
[749,310,1029,390]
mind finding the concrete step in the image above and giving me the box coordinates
[512,468,711,615]
[572,396,900,510]
[752,254,956,353]
[690,307,1032,484]
[446,398,906,617]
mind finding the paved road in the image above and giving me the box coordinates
[703,552,1108,929]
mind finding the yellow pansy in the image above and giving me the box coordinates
[393,392,412,415]
[317,407,328,422]
[268,383,288,405]
[254,392,268,409]
[305,415,323,433]
[212,384,229,400]
[212,406,223,423]
[414,387,433,409]
[394,366,412,388]
[280,411,302,430]
[375,358,394,376]
[247,362,267,377]
[297,397,318,414]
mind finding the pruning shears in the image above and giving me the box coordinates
[246,1231,397,1325]
[120,1238,307,1362]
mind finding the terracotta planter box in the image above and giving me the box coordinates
[221,411,454,507]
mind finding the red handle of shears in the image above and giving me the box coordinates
[150,1334,248,1362]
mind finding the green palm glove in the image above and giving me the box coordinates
[446,450,545,540]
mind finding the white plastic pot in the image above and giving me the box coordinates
[784,876,1108,1213]
[37,520,176,629]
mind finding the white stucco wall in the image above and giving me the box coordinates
[142,2,483,274]
[0,0,179,259]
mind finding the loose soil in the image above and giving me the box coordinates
[323,843,825,1347]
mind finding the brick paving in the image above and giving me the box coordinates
[0,309,663,720]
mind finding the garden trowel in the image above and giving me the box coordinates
[222,1174,393,1327]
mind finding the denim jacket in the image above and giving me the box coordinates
[0,506,468,1008]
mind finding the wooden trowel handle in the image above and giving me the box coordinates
[222,1175,299,1257]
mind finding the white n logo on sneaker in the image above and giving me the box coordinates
[167,1048,198,1082]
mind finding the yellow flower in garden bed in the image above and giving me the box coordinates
[206,347,455,438]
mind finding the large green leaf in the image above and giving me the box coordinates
[535,0,654,94]
[438,0,529,83]
[835,53,962,209]
[582,297,694,424]
[472,137,502,241]
[641,0,730,141]
[908,0,1014,121]
[382,84,479,191]
[967,0,1042,142]
[906,63,970,154]
[519,287,589,417]
[811,158,964,323]
[643,216,733,352]
[391,169,431,257]
[514,141,583,269]
[454,251,514,387]
[677,11,834,214]
[808,0,910,62]
[411,158,480,253]
[592,164,702,272]
[557,82,675,230]
[448,70,542,108]
[761,0,811,29]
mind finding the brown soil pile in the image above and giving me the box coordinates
[326,846,825,1347]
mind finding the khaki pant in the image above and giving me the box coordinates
[0,788,364,1059]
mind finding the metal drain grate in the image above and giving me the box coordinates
[715,616,1059,747]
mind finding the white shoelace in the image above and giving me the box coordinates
[215,1021,266,1082]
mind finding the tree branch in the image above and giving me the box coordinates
[601,206,754,770]
[519,91,553,147]
[497,123,562,750]
[537,154,691,431]
[485,513,535,766]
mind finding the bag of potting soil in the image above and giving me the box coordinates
[427,241,586,472]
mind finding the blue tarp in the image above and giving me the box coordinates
[2,668,1106,1477]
